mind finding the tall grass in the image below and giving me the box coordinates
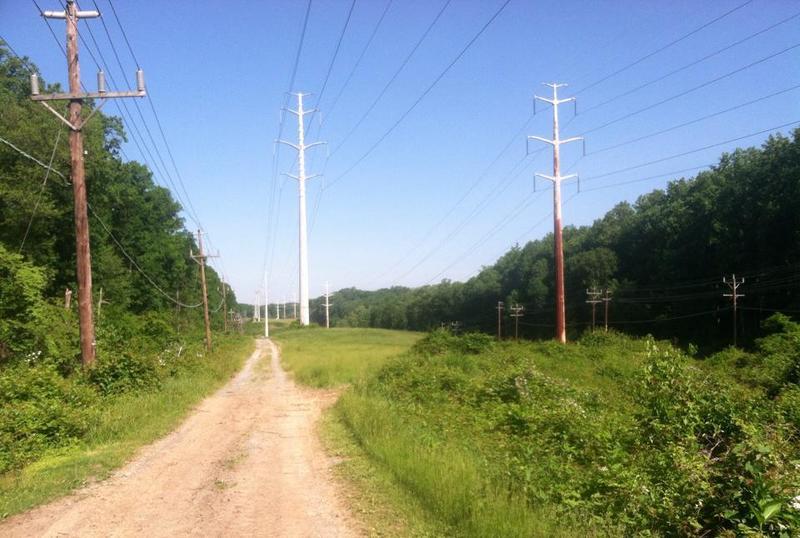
[0,335,253,518]
[273,327,421,387]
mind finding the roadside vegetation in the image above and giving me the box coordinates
[280,322,800,536]
[0,45,251,517]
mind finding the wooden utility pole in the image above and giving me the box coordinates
[602,289,613,332]
[723,274,745,347]
[586,288,602,330]
[190,230,215,352]
[510,303,525,341]
[32,0,145,366]
[528,83,583,344]
[496,301,504,341]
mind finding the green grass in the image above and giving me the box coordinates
[272,326,421,387]
[0,334,253,518]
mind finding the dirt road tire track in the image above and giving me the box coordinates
[0,339,358,537]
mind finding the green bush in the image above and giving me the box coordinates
[0,364,98,473]
[777,386,800,433]
[86,352,161,396]
[412,329,493,357]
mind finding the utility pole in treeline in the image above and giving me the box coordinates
[31,0,146,366]
[602,289,613,332]
[528,83,583,344]
[323,282,333,329]
[510,304,525,341]
[586,288,602,330]
[496,301,504,341]
[723,274,745,347]
[277,93,326,326]
[222,282,228,333]
[190,230,216,352]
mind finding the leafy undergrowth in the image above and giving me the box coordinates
[0,333,252,518]
[336,323,800,537]
[273,325,421,387]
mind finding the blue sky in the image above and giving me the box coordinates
[3,0,799,306]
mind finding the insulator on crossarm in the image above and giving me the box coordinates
[136,69,145,93]
[97,70,106,94]
[30,73,40,96]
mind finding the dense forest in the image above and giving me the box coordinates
[0,44,236,367]
[312,129,800,349]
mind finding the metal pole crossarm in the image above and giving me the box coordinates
[535,172,578,183]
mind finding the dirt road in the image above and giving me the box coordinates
[1,339,357,537]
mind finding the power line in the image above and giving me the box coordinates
[580,9,800,115]
[583,120,800,183]
[330,0,452,157]
[19,130,62,252]
[588,84,800,156]
[325,0,513,191]
[574,0,754,95]
[575,42,800,137]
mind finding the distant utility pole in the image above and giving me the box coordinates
[254,291,260,322]
[264,272,269,338]
[282,299,287,320]
[96,287,109,320]
[723,274,745,347]
[277,92,326,326]
[528,83,583,344]
[602,289,613,332]
[496,301,504,341]
[510,303,525,341]
[32,0,146,366]
[586,288,602,330]
[323,281,333,329]
[292,292,297,319]
[222,282,228,333]
[190,230,216,352]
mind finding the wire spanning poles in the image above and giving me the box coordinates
[527,83,584,344]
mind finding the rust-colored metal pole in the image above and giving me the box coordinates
[66,0,96,366]
[551,85,566,344]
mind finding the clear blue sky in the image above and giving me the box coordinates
[3,0,799,306]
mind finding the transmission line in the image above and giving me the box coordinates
[574,0,754,95]
[19,130,62,253]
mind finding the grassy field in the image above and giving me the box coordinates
[0,334,253,518]
[272,326,421,387]
[276,325,800,537]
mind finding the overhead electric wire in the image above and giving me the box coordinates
[19,130,62,253]
[325,0,514,191]
[588,83,800,156]
[312,0,357,120]
[0,134,67,180]
[330,0,452,157]
[574,42,800,138]
[583,120,800,183]
[319,0,394,126]
[580,164,715,193]
[0,130,201,308]
[580,9,800,115]
[574,0,754,95]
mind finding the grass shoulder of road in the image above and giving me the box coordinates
[0,334,253,518]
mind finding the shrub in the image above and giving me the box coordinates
[86,352,161,396]
[412,329,493,357]
[0,364,98,473]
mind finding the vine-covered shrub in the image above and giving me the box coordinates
[0,364,97,473]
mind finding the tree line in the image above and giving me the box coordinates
[311,128,800,349]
